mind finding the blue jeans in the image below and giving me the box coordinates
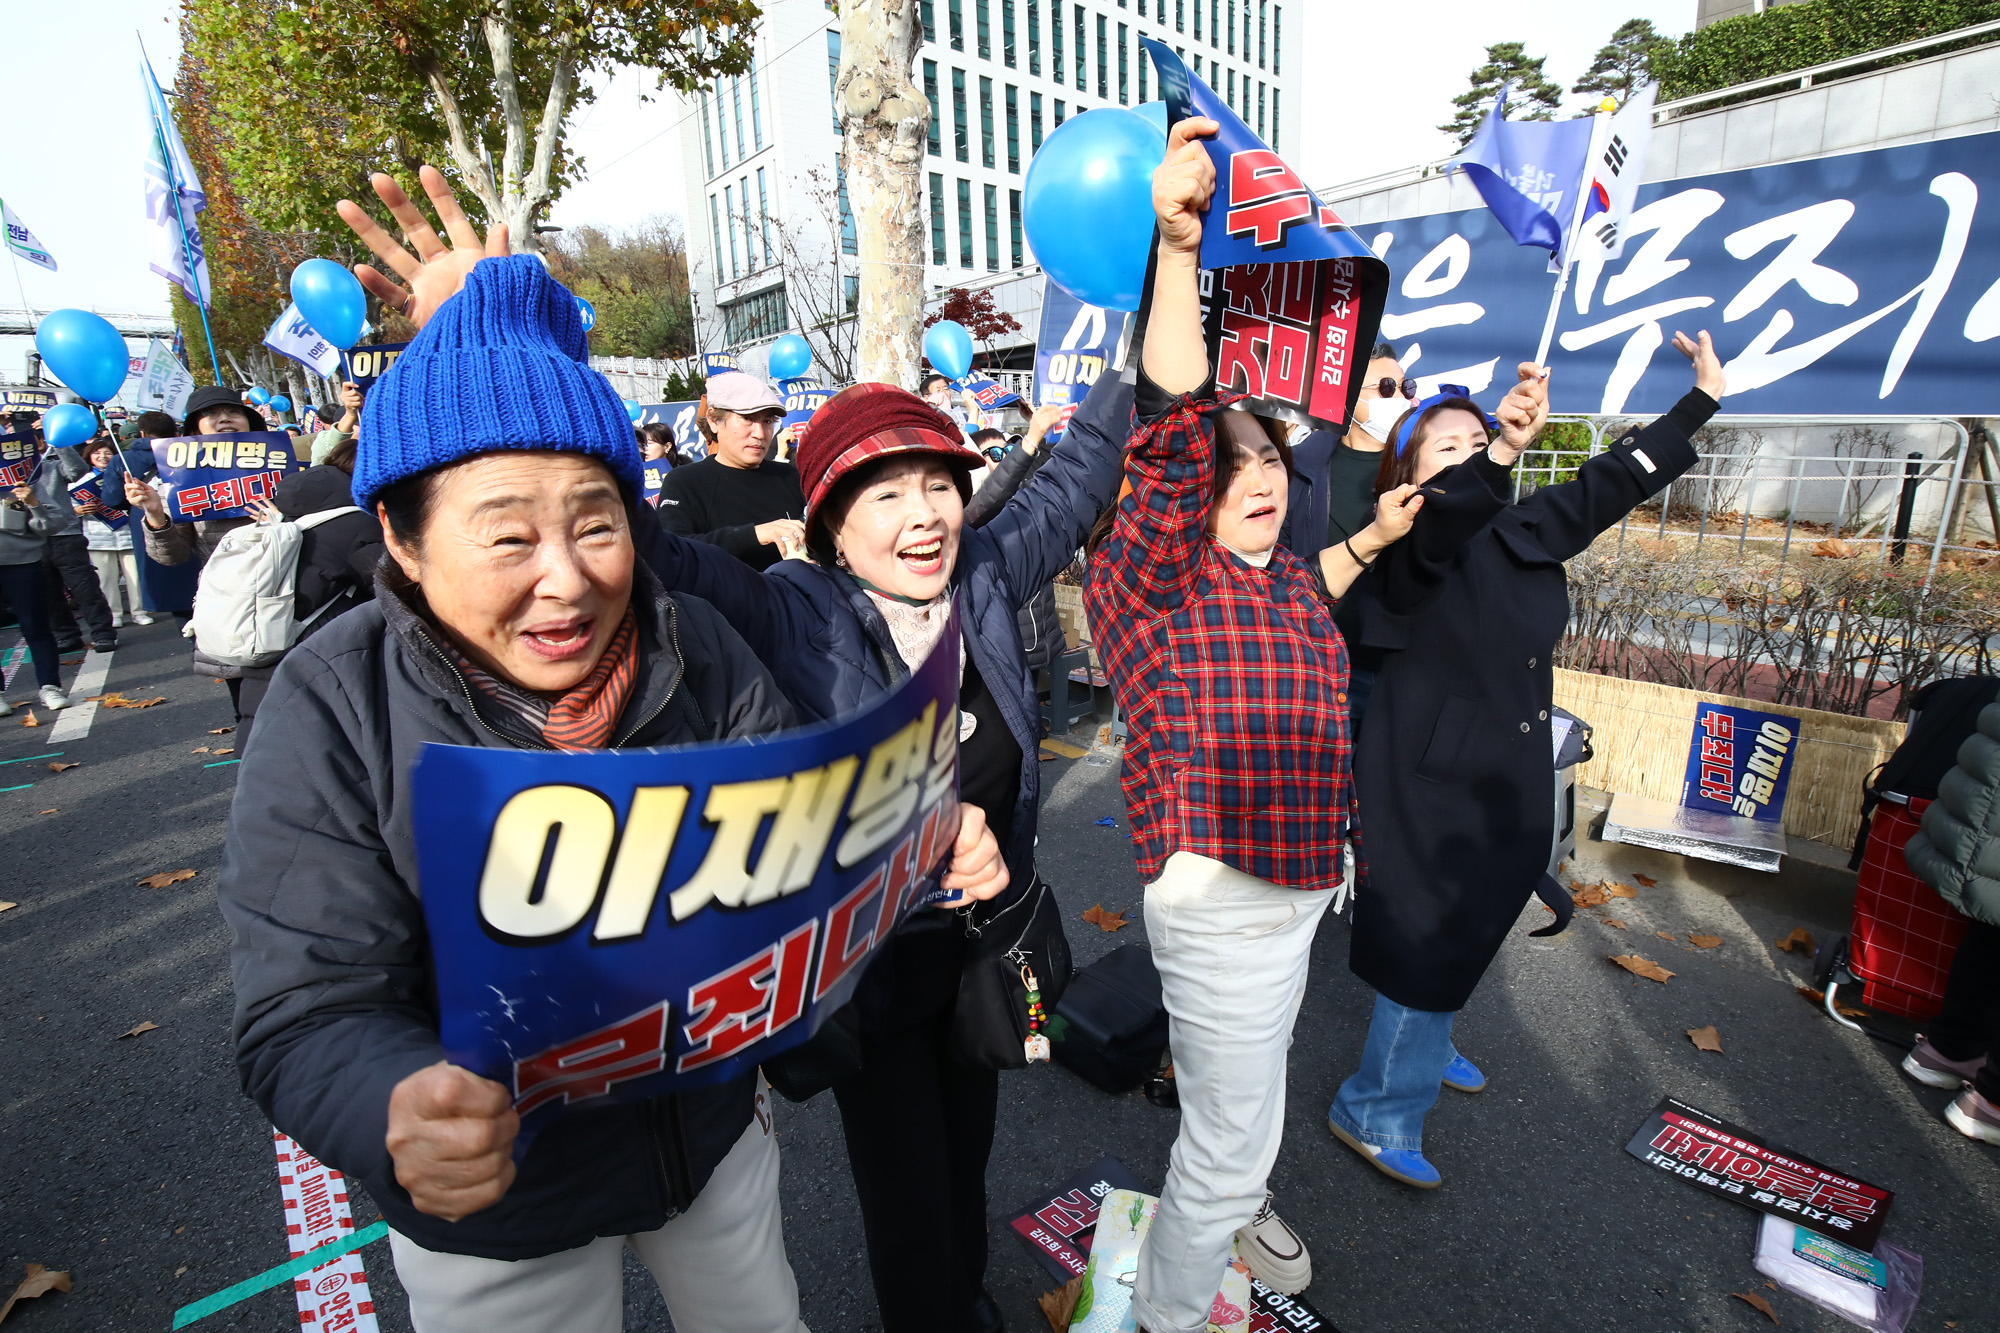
[1329,993,1458,1152]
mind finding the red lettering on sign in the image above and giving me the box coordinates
[679,943,780,1072]
[1702,711,1735,739]
[815,866,886,1001]
[513,1001,669,1114]
[1225,150,1313,249]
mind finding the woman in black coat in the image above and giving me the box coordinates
[1327,333,1728,1190]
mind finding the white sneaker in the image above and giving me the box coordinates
[110,613,124,628]
[133,612,156,626]
[1233,1192,1312,1294]
[39,685,71,711]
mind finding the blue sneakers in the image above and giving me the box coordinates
[1326,1115,1443,1189]
[1441,1053,1486,1093]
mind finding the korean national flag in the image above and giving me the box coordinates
[1577,85,1657,263]
[1448,84,1596,262]
[263,303,342,377]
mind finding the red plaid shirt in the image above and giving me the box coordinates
[1085,387,1353,892]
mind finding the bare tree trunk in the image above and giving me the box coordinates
[837,0,929,388]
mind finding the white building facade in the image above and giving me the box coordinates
[673,0,1298,378]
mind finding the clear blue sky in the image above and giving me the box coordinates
[4,1,1694,316]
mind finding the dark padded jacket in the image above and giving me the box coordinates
[965,440,1065,672]
[1905,700,2000,928]
[634,367,1135,890]
[219,561,795,1260]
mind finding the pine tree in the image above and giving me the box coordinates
[1443,43,1566,146]
[1573,19,1669,109]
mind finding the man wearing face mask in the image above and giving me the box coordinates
[1283,342,1412,728]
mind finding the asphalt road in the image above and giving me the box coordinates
[2,619,1996,1332]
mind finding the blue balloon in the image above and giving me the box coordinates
[35,309,131,403]
[923,321,975,381]
[576,298,597,332]
[42,403,97,450]
[768,333,813,380]
[625,400,644,423]
[246,386,271,406]
[269,395,292,414]
[1133,100,1170,139]
[1022,107,1168,312]
[289,257,368,350]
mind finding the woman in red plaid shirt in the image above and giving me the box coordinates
[1081,118,1429,1332]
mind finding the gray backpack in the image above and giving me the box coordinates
[187,508,361,668]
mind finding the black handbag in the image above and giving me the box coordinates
[950,874,1073,1069]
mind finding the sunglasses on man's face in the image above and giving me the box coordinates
[1374,376,1419,400]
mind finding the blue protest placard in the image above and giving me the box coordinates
[779,376,832,414]
[68,471,129,530]
[955,376,1022,410]
[1033,283,1127,443]
[0,430,33,488]
[412,615,964,1138]
[641,462,669,508]
[1682,702,1797,823]
[1143,39,1390,431]
[702,352,740,377]
[152,432,302,522]
[339,342,411,391]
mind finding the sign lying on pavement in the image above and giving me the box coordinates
[1626,1096,1893,1250]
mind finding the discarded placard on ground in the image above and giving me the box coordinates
[1626,1097,1893,1250]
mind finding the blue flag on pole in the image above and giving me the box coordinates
[1448,84,1596,262]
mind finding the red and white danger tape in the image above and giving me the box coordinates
[272,1129,380,1331]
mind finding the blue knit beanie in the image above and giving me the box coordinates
[351,255,639,509]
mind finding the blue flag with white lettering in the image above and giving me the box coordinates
[1449,84,1595,262]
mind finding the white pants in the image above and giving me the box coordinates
[388,1094,808,1333]
[90,549,140,618]
[1131,853,1332,1333]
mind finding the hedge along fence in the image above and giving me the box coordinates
[1653,0,2000,100]
[1553,669,1903,848]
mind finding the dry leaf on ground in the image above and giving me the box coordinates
[1776,927,1816,954]
[206,726,233,734]
[1570,880,1611,908]
[1731,1289,1780,1322]
[1687,1025,1724,1053]
[0,1263,74,1323]
[1080,904,1128,932]
[1812,537,1856,560]
[1794,986,1868,1018]
[190,747,209,754]
[0,902,16,913]
[36,809,54,816]
[1690,933,1723,949]
[1635,874,1658,887]
[47,762,78,773]
[117,1021,159,1040]
[1036,1274,1085,1331]
[1603,917,1628,929]
[174,1266,186,1277]
[136,869,197,889]
[1605,881,1638,898]
[18,710,38,727]
[100,694,165,709]
[1656,930,1677,941]
[1610,954,1676,983]
[212,747,234,756]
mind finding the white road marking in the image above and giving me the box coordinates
[50,649,113,741]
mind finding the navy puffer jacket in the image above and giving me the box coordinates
[635,369,1135,888]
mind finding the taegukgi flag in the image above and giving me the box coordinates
[1576,84,1657,264]
[1,199,56,273]
[263,303,342,377]
[1448,83,1596,265]
[139,50,211,306]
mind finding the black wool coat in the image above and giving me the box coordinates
[1350,389,1714,1012]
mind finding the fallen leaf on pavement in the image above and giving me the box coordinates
[1635,874,1658,887]
[99,694,165,709]
[1656,930,1676,941]
[1776,927,1815,954]
[212,747,234,756]
[1689,933,1723,949]
[1037,1274,1085,1332]
[1080,904,1128,932]
[1602,917,1627,929]
[174,1266,186,1277]
[18,710,38,727]
[37,809,54,816]
[0,1263,73,1322]
[1605,881,1638,898]
[136,869,197,889]
[117,1021,159,1039]
[206,726,233,735]
[1731,1289,1780,1322]
[1687,1025,1724,1053]
[1610,954,1676,983]
[1794,986,1869,1018]
[0,902,15,913]
[47,762,78,773]
[190,747,209,754]
[1570,880,1610,908]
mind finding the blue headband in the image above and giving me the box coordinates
[1392,384,1502,457]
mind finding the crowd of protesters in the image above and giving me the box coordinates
[7,129,1995,1333]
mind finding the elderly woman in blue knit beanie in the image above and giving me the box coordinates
[219,167,1005,1333]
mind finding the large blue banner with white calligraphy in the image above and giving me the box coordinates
[413,616,963,1139]
[152,432,303,522]
[638,400,705,461]
[1369,130,2000,417]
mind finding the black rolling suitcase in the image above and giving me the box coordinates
[1050,945,1169,1093]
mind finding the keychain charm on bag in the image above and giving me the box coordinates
[1023,965,1051,1062]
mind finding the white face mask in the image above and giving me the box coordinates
[1355,395,1406,444]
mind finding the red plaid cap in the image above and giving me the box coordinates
[795,381,983,519]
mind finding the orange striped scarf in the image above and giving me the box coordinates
[457,609,641,751]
